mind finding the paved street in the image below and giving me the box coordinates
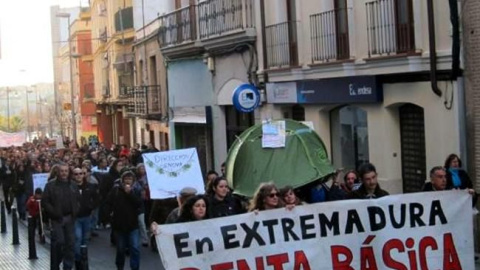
[0,212,164,269]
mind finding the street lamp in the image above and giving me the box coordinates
[56,12,77,144]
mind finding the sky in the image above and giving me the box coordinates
[0,0,85,87]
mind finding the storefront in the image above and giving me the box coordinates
[266,75,462,194]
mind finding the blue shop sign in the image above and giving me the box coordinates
[297,76,383,104]
[232,84,260,113]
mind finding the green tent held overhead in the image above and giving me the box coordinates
[226,119,334,197]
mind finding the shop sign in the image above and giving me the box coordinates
[266,76,383,104]
[232,84,260,113]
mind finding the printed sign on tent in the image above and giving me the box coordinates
[155,191,474,270]
[32,173,49,194]
[262,120,286,148]
[143,148,204,199]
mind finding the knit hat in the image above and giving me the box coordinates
[179,187,197,196]
[121,170,135,180]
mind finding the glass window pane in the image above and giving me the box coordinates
[331,106,369,170]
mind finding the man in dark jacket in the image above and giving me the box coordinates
[42,163,80,270]
[423,166,448,191]
[348,163,389,199]
[105,170,141,270]
[1,158,16,213]
[72,167,99,269]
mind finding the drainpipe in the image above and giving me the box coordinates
[449,0,461,80]
[427,0,442,97]
[260,0,268,84]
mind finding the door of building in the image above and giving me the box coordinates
[334,0,350,60]
[399,104,426,193]
[395,0,415,53]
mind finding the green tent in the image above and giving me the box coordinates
[226,119,334,197]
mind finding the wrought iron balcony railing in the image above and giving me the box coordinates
[366,0,415,57]
[198,0,254,39]
[265,21,299,68]
[310,8,350,63]
[126,85,162,118]
[158,6,197,48]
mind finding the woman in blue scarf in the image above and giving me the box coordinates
[444,154,473,190]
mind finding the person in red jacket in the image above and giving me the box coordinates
[26,188,44,243]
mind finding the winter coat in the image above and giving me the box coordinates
[42,178,81,221]
[105,185,142,233]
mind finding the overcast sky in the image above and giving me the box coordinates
[0,0,83,87]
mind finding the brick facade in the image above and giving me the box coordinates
[462,0,480,190]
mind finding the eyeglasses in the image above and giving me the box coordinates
[268,193,278,198]
[74,172,84,176]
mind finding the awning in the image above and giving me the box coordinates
[113,53,134,70]
[170,107,206,124]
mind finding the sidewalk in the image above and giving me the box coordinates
[0,213,50,269]
[0,212,164,270]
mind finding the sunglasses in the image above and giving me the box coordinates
[268,193,278,198]
[74,172,85,176]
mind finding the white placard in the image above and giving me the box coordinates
[156,191,474,270]
[143,148,205,199]
[55,136,64,149]
[32,173,49,194]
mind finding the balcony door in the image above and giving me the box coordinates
[286,0,298,66]
[395,0,415,53]
[334,0,349,60]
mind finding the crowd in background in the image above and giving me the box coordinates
[0,138,476,270]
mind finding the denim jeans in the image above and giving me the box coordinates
[138,213,149,244]
[74,216,91,261]
[16,193,27,219]
[51,215,75,270]
[115,229,140,270]
[90,207,99,230]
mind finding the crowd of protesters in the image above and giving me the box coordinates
[0,137,477,270]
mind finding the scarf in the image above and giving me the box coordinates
[449,168,461,188]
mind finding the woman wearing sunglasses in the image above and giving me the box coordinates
[248,183,283,212]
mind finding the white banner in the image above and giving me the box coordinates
[0,130,25,147]
[156,191,474,270]
[32,173,49,194]
[143,148,205,199]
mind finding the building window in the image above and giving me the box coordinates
[331,106,369,170]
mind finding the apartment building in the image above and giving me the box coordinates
[156,0,257,174]
[260,0,463,194]
[90,0,134,146]
[50,6,81,140]
[70,9,98,142]
[128,0,169,151]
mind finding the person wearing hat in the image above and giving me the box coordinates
[105,170,142,270]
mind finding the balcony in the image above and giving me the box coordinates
[198,0,255,50]
[365,0,415,57]
[158,6,197,47]
[158,0,255,59]
[126,86,163,119]
[310,8,350,63]
[265,21,298,69]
